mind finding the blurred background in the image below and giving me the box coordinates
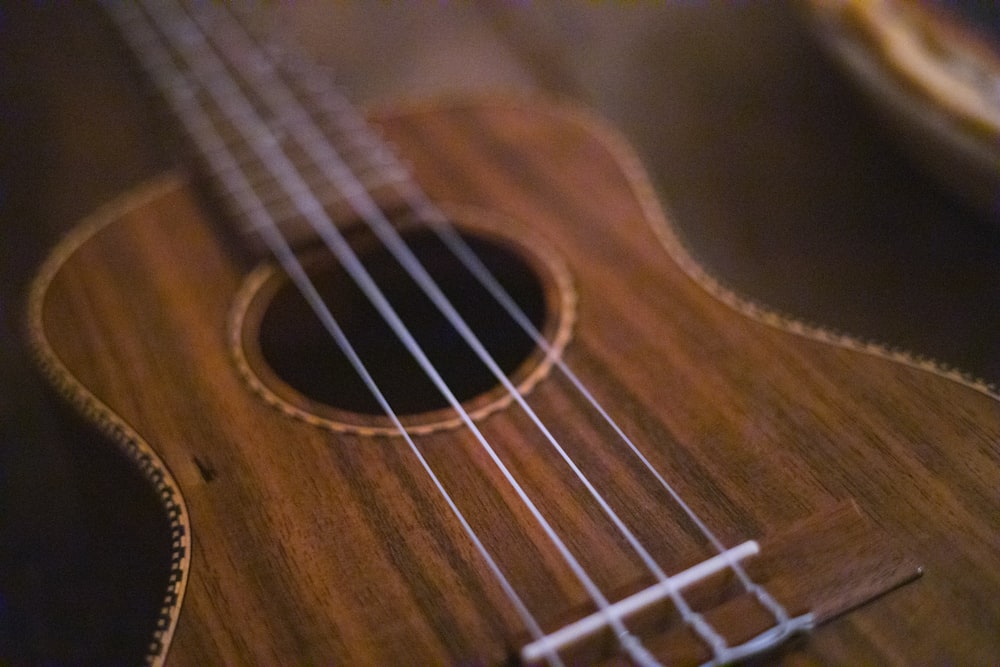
[1,2,998,663]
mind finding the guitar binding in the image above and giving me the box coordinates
[229,202,578,437]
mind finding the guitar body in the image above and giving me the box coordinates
[30,99,1000,664]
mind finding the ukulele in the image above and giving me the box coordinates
[28,1,1000,664]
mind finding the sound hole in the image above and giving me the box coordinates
[257,227,547,417]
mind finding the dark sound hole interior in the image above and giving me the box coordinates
[258,227,548,416]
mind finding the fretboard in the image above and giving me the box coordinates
[102,0,415,255]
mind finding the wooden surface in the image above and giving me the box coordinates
[1,2,998,664]
[28,101,1000,663]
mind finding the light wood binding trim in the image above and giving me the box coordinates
[371,94,1000,401]
[26,176,192,667]
[29,96,995,657]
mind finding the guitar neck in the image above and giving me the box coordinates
[103,0,413,256]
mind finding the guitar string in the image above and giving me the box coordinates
[100,3,562,665]
[282,92,813,663]
[118,0,808,662]
[141,1,806,662]
[269,77,816,662]
[214,7,810,659]
[117,2,656,665]
[182,3,759,660]
[269,47,814,656]
[293,79,803,635]
[184,2,787,660]
[141,4,668,664]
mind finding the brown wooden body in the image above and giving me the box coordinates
[30,99,1000,664]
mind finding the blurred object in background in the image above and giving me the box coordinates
[807,0,1000,222]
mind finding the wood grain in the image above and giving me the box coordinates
[31,98,1000,664]
[4,4,1000,664]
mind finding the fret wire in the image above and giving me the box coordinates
[154,32,406,233]
[199,7,412,216]
[182,104,411,248]
[186,4,749,662]
[100,2,558,663]
[208,134,406,196]
[240,179,405,243]
[260,43,417,182]
[143,3,663,663]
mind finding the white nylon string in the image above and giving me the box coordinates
[101,3,560,665]
[179,3,746,658]
[267,31,806,646]
[288,59,788,611]
[117,1,659,664]
[206,7,809,658]
[109,1,812,662]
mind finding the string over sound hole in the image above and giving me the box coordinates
[255,226,549,418]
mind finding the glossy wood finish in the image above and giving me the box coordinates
[4,3,1000,665]
[31,99,1000,664]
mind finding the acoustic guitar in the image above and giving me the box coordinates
[28,1,1000,664]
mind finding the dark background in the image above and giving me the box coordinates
[2,3,997,664]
